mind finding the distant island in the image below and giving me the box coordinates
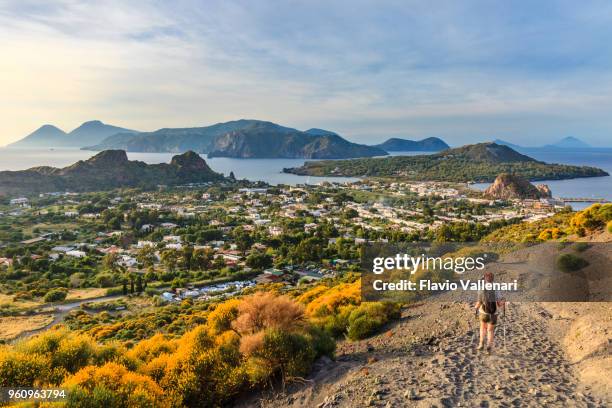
[84,119,386,159]
[9,120,138,148]
[10,117,609,159]
[373,137,449,151]
[0,150,222,196]
[284,142,609,182]
[494,136,595,150]
[544,136,591,149]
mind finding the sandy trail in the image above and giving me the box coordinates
[242,301,609,408]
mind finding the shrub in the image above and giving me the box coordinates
[346,302,400,341]
[296,285,329,304]
[95,274,115,288]
[304,282,360,318]
[246,329,316,385]
[305,326,336,358]
[207,299,241,335]
[239,331,266,357]
[64,362,166,408]
[0,293,336,406]
[0,349,49,387]
[573,242,590,252]
[557,253,589,273]
[44,288,67,303]
[126,334,176,363]
[347,315,379,341]
[16,330,119,377]
[233,292,304,335]
[570,203,612,233]
[105,287,124,296]
[538,227,564,241]
[52,335,96,373]
[158,326,245,407]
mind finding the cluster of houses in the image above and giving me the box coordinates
[1,178,573,299]
[161,280,255,302]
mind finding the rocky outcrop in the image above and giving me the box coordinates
[484,173,552,199]
[0,150,223,196]
[536,184,552,198]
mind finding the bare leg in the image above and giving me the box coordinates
[487,323,495,349]
[478,321,486,349]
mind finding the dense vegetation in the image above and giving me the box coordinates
[2,177,608,407]
[0,277,400,407]
[484,203,612,243]
[285,143,607,182]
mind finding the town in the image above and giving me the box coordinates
[1,178,565,319]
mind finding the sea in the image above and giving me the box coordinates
[470,148,612,210]
[0,147,611,209]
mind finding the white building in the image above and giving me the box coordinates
[137,240,156,248]
[10,197,29,206]
[66,250,87,258]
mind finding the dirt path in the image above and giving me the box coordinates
[242,302,608,407]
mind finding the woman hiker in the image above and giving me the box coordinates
[474,271,505,352]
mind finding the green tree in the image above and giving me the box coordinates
[160,250,179,273]
[245,252,273,270]
[136,275,143,294]
[136,246,157,268]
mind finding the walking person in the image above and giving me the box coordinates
[474,271,505,352]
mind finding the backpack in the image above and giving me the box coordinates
[482,290,497,315]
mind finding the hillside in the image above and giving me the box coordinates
[208,122,386,159]
[9,120,137,148]
[493,139,523,149]
[87,120,386,159]
[374,137,449,152]
[240,301,609,407]
[284,142,608,182]
[0,150,222,195]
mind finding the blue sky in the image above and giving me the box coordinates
[2,0,612,146]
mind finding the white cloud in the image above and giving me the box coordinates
[2,0,612,146]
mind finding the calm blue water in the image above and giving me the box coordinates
[0,148,358,186]
[0,148,610,199]
[471,148,612,210]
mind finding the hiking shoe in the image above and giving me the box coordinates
[477,344,484,351]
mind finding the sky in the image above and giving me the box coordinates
[2,0,612,147]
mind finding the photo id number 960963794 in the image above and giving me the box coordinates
[0,388,68,403]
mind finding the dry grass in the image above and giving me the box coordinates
[23,222,79,235]
[65,288,108,301]
[0,314,54,341]
[0,293,42,309]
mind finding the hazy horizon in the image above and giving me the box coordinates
[3,1,612,146]
[4,119,611,149]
